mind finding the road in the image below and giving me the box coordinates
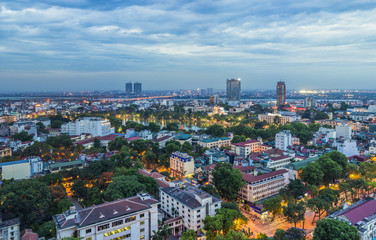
[242,210,317,237]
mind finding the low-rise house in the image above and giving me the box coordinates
[197,137,231,149]
[53,193,159,240]
[47,160,86,173]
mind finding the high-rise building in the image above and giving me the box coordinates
[207,88,214,96]
[134,82,142,94]
[226,79,241,101]
[277,81,286,107]
[275,130,292,151]
[304,97,317,109]
[125,82,133,94]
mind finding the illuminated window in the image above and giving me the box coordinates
[125,216,136,223]
[111,233,131,240]
[86,238,92,240]
[140,228,145,233]
[140,221,145,225]
[140,236,145,239]
[103,226,131,237]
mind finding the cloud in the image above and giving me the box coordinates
[0,0,375,90]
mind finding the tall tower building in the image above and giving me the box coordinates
[276,81,286,107]
[134,82,142,94]
[125,82,133,94]
[226,79,241,101]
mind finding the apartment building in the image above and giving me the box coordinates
[267,156,292,170]
[239,169,289,203]
[197,137,231,149]
[0,218,20,240]
[231,140,262,158]
[160,185,222,233]
[170,152,195,178]
[53,193,159,240]
[275,130,292,151]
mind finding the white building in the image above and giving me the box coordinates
[170,152,195,178]
[275,130,292,151]
[53,193,159,240]
[0,218,20,240]
[258,113,300,125]
[61,117,115,137]
[336,124,352,140]
[160,185,222,233]
[337,140,359,157]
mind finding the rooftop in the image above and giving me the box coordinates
[242,169,288,183]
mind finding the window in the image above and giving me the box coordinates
[86,238,92,240]
[104,226,131,237]
[140,213,145,218]
[140,228,145,233]
[197,210,200,213]
[112,219,123,227]
[125,216,136,223]
[140,221,145,225]
[98,223,110,231]
[86,229,92,234]
[140,236,145,239]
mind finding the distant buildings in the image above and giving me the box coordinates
[134,82,142,94]
[231,140,270,158]
[170,152,195,179]
[276,81,286,107]
[275,130,292,151]
[53,193,159,240]
[258,113,299,125]
[198,137,231,149]
[0,217,20,240]
[304,97,316,109]
[226,79,241,101]
[61,117,115,137]
[0,146,12,158]
[125,82,133,94]
[160,185,222,233]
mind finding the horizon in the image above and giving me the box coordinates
[1,0,376,91]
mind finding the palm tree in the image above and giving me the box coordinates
[151,223,172,240]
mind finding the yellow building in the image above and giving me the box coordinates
[0,146,12,158]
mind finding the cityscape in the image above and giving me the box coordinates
[1,1,376,240]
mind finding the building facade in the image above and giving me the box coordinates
[276,81,286,107]
[125,82,133,94]
[53,193,159,240]
[239,169,289,203]
[0,146,12,158]
[231,140,262,158]
[337,140,359,157]
[170,152,195,178]
[61,117,115,137]
[258,113,298,125]
[160,185,222,233]
[275,130,292,151]
[0,218,20,240]
[134,82,142,94]
[336,124,352,140]
[198,137,231,149]
[0,157,43,180]
[226,79,241,101]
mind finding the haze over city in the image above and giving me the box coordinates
[1,0,376,91]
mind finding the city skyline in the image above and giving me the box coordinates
[1,0,376,91]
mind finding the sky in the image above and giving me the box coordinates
[0,0,376,91]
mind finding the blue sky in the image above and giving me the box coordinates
[0,0,375,91]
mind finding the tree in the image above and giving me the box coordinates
[279,179,306,203]
[313,218,360,240]
[307,198,330,222]
[12,131,33,141]
[47,135,73,149]
[104,175,145,201]
[181,230,196,240]
[148,122,161,133]
[262,195,282,220]
[151,223,172,240]
[326,151,348,176]
[212,163,245,201]
[21,142,50,159]
[181,141,193,153]
[274,228,305,240]
[300,162,324,186]
[200,185,220,198]
[231,135,246,143]
[37,221,57,239]
[206,124,226,137]
[283,202,306,228]
[317,156,342,185]
[108,137,128,151]
[165,122,179,131]
[216,230,248,240]
[94,138,101,148]
[0,179,51,227]
[314,112,329,120]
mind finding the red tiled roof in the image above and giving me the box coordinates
[234,165,255,172]
[21,229,38,240]
[127,137,141,142]
[153,135,172,142]
[232,140,260,147]
[341,199,376,225]
[271,156,290,161]
[242,169,288,183]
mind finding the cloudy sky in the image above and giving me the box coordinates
[0,0,375,91]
